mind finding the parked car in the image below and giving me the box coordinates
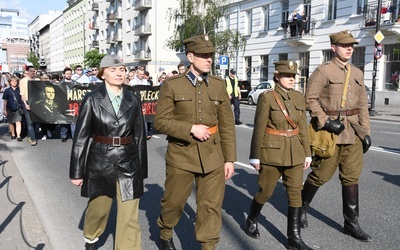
[366,85,372,110]
[238,80,251,99]
[247,81,273,105]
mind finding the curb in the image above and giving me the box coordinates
[0,142,51,249]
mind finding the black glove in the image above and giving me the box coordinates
[362,135,372,154]
[324,118,345,135]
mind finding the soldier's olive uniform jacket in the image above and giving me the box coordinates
[306,58,370,144]
[154,72,236,173]
[250,86,311,167]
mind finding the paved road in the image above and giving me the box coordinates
[1,105,399,249]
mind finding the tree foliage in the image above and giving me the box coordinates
[165,0,246,59]
[84,49,106,68]
[27,51,40,69]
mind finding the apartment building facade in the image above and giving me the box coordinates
[62,0,182,78]
[222,0,400,108]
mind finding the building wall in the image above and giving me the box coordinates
[224,0,400,108]
[49,13,64,73]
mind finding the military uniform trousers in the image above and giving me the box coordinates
[307,137,364,187]
[157,164,225,249]
[254,163,304,208]
[84,181,141,250]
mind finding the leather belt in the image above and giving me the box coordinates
[325,109,359,116]
[265,127,299,137]
[93,135,133,147]
[208,125,218,134]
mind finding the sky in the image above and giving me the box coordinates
[0,0,67,23]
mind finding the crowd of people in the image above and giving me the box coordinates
[3,30,372,250]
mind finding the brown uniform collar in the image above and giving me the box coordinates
[186,71,209,86]
[332,57,349,71]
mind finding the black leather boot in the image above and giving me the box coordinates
[342,184,372,242]
[244,199,264,239]
[300,181,319,228]
[160,238,176,250]
[287,207,314,250]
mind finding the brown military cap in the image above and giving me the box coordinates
[274,61,298,75]
[183,34,216,54]
[329,30,359,45]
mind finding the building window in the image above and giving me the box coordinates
[245,10,252,35]
[260,55,268,81]
[357,0,368,14]
[245,56,252,80]
[279,53,288,61]
[384,44,400,89]
[262,5,270,32]
[328,0,337,20]
[282,1,289,25]
[127,43,131,55]
[352,46,365,72]
[126,19,131,32]
[323,49,334,62]
[224,15,230,30]
[299,52,310,78]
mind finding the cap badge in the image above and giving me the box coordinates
[205,35,209,41]
[289,61,294,70]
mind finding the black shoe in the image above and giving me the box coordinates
[11,136,16,140]
[17,137,22,142]
[160,238,176,250]
[244,217,260,239]
[62,138,67,142]
[235,120,243,125]
[85,242,97,250]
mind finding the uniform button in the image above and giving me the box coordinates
[199,118,203,122]
[115,122,119,126]
[199,100,202,104]
[199,110,202,113]
[199,91,202,95]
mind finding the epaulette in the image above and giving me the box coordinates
[209,75,224,82]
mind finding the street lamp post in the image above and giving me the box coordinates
[370,0,382,116]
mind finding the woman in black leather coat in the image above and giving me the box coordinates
[69,55,148,250]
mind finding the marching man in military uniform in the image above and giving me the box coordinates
[154,34,236,250]
[244,61,313,250]
[301,30,372,242]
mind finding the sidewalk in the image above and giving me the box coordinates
[369,106,400,122]
[0,125,51,249]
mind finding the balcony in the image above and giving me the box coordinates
[106,13,122,22]
[92,40,99,48]
[134,50,151,61]
[106,35,116,44]
[362,5,400,35]
[115,34,123,42]
[134,0,152,11]
[92,3,99,11]
[281,20,316,47]
[134,24,152,36]
[106,0,115,2]
[91,22,99,30]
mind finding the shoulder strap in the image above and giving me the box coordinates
[272,90,298,129]
[340,65,351,109]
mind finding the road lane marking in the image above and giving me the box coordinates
[380,131,400,135]
[234,161,254,170]
[370,146,400,155]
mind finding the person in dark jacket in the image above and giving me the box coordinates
[69,54,148,250]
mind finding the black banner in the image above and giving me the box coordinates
[28,81,159,124]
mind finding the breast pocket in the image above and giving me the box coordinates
[270,104,286,123]
[174,94,193,115]
[208,94,224,114]
[328,76,344,97]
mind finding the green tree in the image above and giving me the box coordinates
[27,51,40,69]
[84,49,106,68]
[166,0,246,59]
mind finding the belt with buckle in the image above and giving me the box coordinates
[208,125,218,134]
[93,135,133,147]
[265,127,299,137]
[325,109,359,116]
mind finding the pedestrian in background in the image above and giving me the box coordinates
[301,30,372,242]
[244,61,313,250]
[3,76,23,141]
[154,34,236,250]
[177,63,186,75]
[70,54,148,250]
[225,68,242,125]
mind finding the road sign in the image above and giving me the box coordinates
[374,31,385,43]
[219,56,228,69]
